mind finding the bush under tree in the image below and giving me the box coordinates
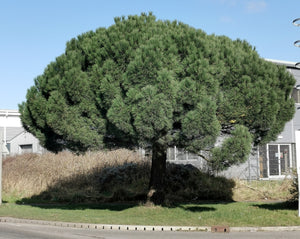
[20,13,295,204]
[289,170,299,205]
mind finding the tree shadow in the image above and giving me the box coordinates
[15,162,235,211]
[15,201,138,211]
[179,205,216,212]
[164,163,236,203]
[253,201,298,211]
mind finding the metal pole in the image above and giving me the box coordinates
[293,18,300,216]
[295,131,300,217]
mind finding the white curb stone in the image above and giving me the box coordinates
[1,217,300,232]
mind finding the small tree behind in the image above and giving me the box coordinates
[20,13,295,204]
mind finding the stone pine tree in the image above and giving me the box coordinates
[19,13,295,204]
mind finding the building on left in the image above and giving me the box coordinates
[0,109,46,157]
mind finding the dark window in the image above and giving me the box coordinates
[6,143,10,153]
[269,145,279,176]
[292,87,300,103]
[259,144,291,178]
[20,144,33,154]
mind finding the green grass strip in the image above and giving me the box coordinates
[0,202,299,227]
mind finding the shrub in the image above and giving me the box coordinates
[165,163,235,202]
[289,170,299,205]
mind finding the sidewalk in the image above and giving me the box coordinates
[1,217,300,233]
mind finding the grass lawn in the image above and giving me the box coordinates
[0,200,299,227]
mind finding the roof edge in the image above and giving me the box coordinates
[0,110,20,116]
[264,58,298,68]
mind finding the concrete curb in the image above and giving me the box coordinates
[0,217,209,232]
[1,217,300,232]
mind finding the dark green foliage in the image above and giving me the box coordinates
[289,170,299,205]
[211,125,252,171]
[164,163,235,202]
[20,13,295,175]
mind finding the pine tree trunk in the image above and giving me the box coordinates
[147,141,167,205]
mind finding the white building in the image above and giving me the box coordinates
[0,109,45,157]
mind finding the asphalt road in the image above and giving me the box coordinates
[1,222,300,239]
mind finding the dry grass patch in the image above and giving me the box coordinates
[232,178,293,202]
[3,149,143,200]
[3,150,235,204]
[3,150,295,204]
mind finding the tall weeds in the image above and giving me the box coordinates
[3,149,236,203]
[4,150,292,204]
[3,149,143,199]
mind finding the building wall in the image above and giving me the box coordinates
[3,127,24,142]
[0,109,45,156]
[9,131,45,155]
[219,148,260,180]
[167,147,210,171]
[294,106,300,133]
[167,146,261,180]
[0,110,21,127]
[0,110,22,146]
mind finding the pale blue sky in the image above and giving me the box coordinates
[1,0,299,109]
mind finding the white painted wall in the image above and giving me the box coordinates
[0,110,21,127]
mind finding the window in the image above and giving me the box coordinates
[6,143,10,153]
[259,144,292,178]
[19,144,33,154]
[292,87,300,103]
